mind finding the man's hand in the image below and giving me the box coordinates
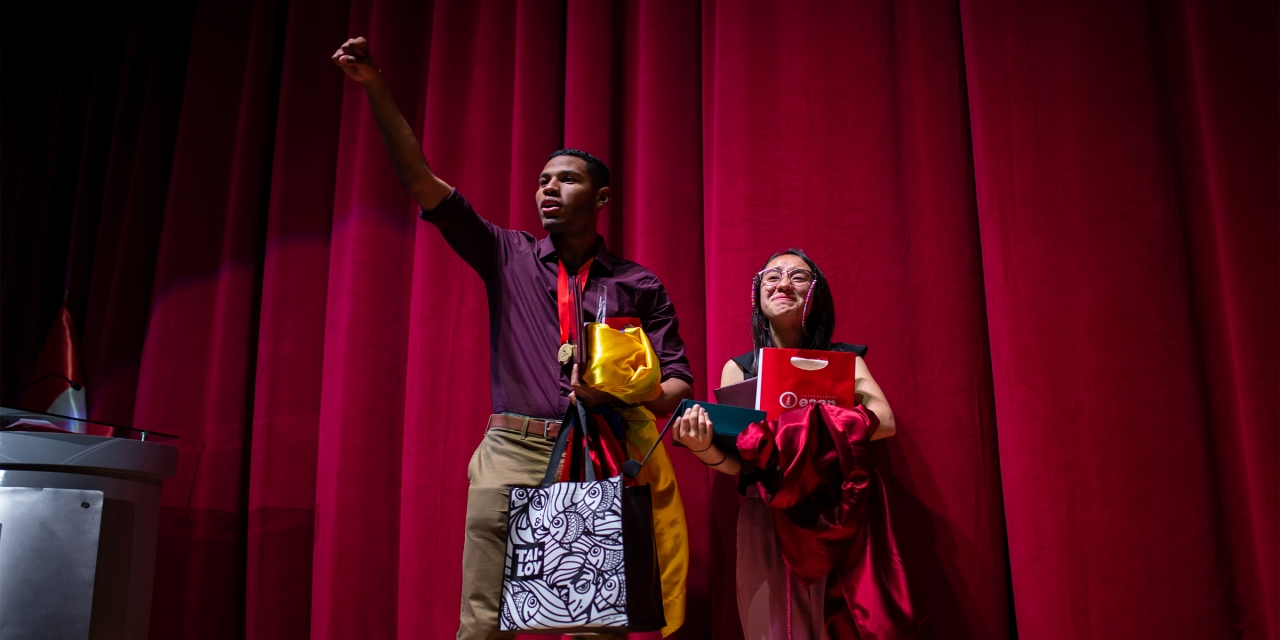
[332,37,381,84]
[569,364,623,408]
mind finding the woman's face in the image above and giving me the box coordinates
[758,253,814,325]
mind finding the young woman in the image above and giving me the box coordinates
[673,248,897,639]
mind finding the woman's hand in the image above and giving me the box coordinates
[674,405,743,474]
[672,404,714,452]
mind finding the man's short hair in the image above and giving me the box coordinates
[548,149,611,188]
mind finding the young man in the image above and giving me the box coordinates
[333,38,694,640]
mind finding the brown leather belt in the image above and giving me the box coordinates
[486,413,563,439]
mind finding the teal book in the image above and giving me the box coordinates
[664,399,767,453]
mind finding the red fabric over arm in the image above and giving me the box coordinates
[738,404,918,638]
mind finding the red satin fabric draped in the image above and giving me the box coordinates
[1,1,1274,639]
[737,404,917,639]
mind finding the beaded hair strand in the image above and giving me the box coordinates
[752,272,767,328]
[801,280,816,331]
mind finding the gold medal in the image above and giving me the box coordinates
[557,342,574,365]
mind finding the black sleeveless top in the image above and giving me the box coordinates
[730,342,868,379]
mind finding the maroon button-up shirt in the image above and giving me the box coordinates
[421,189,694,420]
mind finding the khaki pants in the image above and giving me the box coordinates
[457,425,624,640]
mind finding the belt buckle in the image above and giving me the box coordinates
[544,420,560,440]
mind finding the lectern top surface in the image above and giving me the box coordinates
[0,406,177,441]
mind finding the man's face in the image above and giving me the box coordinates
[536,156,607,235]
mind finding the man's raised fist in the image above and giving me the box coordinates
[332,37,380,84]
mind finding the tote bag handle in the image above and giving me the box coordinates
[540,401,597,487]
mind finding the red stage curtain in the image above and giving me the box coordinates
[961,1,1277,637]
[1,1,1273,639]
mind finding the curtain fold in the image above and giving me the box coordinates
[244,0,350,637]
[1,1,1273,638]
[959,0,1276,637]
[130,0,288,636]
[1159,1,1279,634]
[309,0,435,637]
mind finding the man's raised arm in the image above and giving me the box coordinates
[332,37,453,211]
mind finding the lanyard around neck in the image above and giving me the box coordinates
[557,258,593,345]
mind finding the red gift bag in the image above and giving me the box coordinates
[755,348,860,420]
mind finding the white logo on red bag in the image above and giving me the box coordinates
[779,392,798,409]
[778,390,838,410]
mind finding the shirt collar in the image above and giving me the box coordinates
[537,235,617,275]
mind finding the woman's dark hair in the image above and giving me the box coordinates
[751,248,836,352]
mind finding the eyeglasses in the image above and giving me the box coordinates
[757,267,816,290]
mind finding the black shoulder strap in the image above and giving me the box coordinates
[832,342,869,358]
[730,350,756,377]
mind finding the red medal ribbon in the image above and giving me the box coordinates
[557,258,593,345]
